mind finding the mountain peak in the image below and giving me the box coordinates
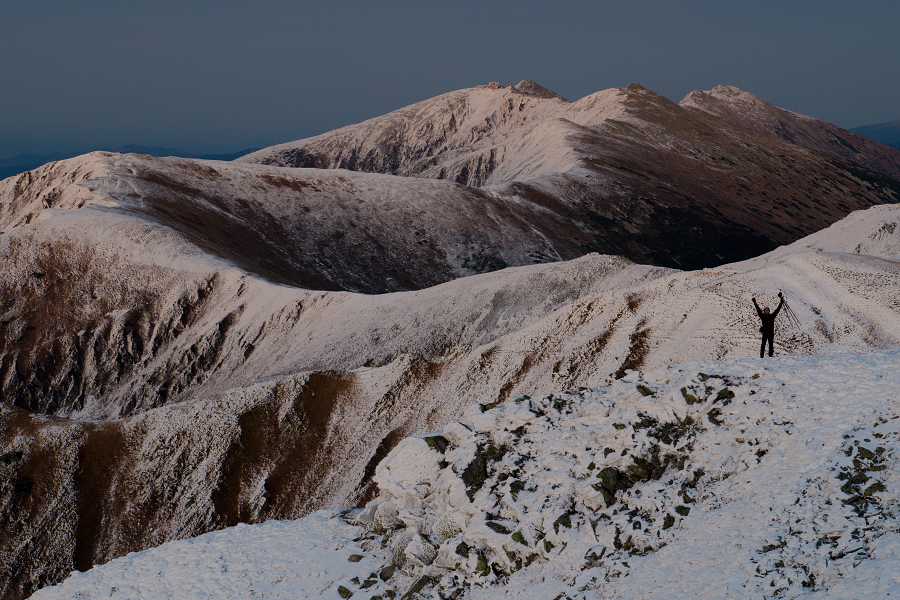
[511,80,568,101]
[710,84,754,96]
[681,84,900,180]
[679,84,772,116]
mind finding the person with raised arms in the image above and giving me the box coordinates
[753,292,784,358]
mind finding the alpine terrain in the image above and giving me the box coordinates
[2,80,900,599]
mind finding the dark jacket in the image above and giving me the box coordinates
[755,298,783,334]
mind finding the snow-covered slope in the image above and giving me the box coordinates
[735,202,900,267]
[4,196,900,421]
[4,203,900,599]
[681,85,900,182]
[32,350,900,599]
[0,152,586,292]
[237,80,596,186]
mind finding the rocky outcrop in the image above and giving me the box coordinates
[511,79,568,101]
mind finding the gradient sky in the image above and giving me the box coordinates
[2,0,898,156]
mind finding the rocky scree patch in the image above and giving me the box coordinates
[345,369,773,599]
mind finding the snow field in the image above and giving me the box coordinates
[33,350,900,599]
[28,512,389,600]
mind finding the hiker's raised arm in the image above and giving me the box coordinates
[773,293,784,317]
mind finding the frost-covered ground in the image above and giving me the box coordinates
[3,198,900,600]
[34,350,900,599]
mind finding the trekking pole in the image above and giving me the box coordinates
[783,300,797,329]
[779,292,795,329]
[780,295,802,330]
[788,302,801,329]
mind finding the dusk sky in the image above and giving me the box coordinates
[2,0,898,157]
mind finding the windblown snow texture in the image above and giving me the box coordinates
[32,350,900,599]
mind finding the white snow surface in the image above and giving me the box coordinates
[34,350,900,599]
[736,203,900,266]
[238,85,637,186]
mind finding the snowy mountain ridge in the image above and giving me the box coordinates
[735,202,900,268]
[237,80,613,186]
[32,349,900,599]
[235,80,900,272]
[243,80,900,192]
[680,85,900,182]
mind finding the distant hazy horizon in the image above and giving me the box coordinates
[0,138,270,162]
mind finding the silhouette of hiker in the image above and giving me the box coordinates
[753,293,784,358]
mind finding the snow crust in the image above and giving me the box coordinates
[29,511,383,599]
[34,350,900,599]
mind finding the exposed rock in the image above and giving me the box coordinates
[424,436,450,453]
[485,521,511,535]
[379,565,395,581]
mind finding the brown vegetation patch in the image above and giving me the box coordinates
[615,318,651,379]
[0,410,82,600]
[257,174,321,193]
[626,292,643,312]
[73,422,132,571]
[212,371,354,525]
[497,353,536,403]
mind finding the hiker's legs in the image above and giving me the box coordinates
[760,333,774,358]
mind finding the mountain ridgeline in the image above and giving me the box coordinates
[240,80,900,271]
[2,81,900,599]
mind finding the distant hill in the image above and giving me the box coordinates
[0,145,259,180]
[849,119,900,146]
